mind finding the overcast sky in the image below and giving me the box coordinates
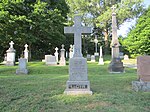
[117,0,150,37]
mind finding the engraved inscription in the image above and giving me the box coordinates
[68,84,88,89]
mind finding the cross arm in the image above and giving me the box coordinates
[64,27,74,34]
[81,27,91,35]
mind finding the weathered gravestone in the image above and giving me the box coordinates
[6,41,16,66]
[98,46,104,65]
[108,6,124,73]
[86,54,91,61]
[54,47,59,63]
[45,55,57,65]
[59,44,66,66]
[16,58,28,74]
[132,56,150,91]
[24,44,29,62]
[91,55,96,62]
[64,15,92,95]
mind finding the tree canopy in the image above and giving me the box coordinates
[0,0,69,60]
[122,6,150,57]
[66,0,144,54]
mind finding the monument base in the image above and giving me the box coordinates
[46,62,57,65]
[132,80,150,92]
[16,69,28,74]
[108,58,124,73]
[64,57,92,95]
[64,81,92,95]
[6,61,15,66]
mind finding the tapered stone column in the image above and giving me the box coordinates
[108,6,124,73]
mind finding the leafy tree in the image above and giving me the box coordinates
[122,7,150,57]
[66,0,144,54]
[0,0,69,60]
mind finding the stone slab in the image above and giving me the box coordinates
[69,57,88,81]
[45,55,57,65]
[64,81,92,95]
[16,69,28,74]
[91,55,95,62]
[16,58,28,74]
[137,56,150,82]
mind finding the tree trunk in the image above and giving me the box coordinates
[104,29,109,55]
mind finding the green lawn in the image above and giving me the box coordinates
[0,61,150,112]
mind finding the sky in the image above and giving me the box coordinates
[117,0,150,37]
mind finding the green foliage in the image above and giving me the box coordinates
[0,0,69,60]
[122,7,150,58]
[0,61,150,112]
[66,0,144,54]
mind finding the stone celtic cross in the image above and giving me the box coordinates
[64,16,91,57]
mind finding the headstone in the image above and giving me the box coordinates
[86,54,91,60]
[108,6,124,73]
[59,44,66,66]
[16,58,28,74]
[91,55,96,62]
[24,44,29,62]
[124,54,129,60]
[54,47,59,63]
[69,45,73,58]
[6,41,16,66]
[64,15,92,95]
[45,55,57,65]
[132,56,150,91]
[98,46,104,65]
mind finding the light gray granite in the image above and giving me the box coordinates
[132,81,150,92]
[45,55,57,65]
[16,58,28,74]
[64,15,92,95]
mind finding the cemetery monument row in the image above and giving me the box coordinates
[64,15,92,95]
[108,6,124,73]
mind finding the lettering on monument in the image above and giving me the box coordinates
[68,84,88,89]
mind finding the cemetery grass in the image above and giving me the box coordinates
[0,60,150,112]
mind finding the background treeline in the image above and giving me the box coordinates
[0,0,148,61]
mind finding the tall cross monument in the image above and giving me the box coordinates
[64,16,92,95]
[108,6,124,73]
